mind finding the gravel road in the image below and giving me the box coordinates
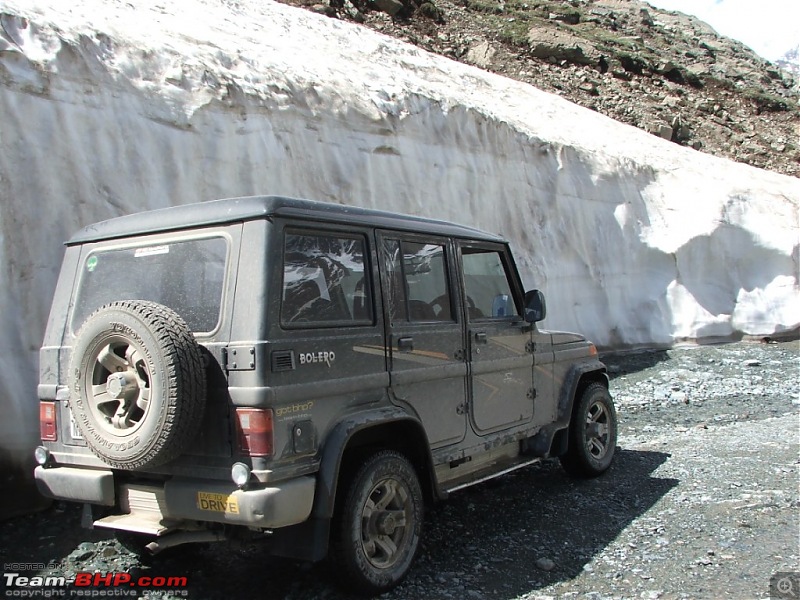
[1,340,798,600]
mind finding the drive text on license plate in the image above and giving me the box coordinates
[197,491,239,514]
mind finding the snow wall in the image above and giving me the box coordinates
[1,0,798,457]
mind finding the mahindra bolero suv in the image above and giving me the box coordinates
[35,196,617,594]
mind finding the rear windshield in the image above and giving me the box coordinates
[71,236,228,333]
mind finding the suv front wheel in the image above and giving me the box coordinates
[560,382,617,477]
[332,450,423,595]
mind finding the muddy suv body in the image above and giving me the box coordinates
[36,196,616,593]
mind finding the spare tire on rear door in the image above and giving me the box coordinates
[69,300,206,470]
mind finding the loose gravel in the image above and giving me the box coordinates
[1,340,798,600]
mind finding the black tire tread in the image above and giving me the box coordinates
[70,300,206,470]
[330,450,423,596]
[559,382,617,478]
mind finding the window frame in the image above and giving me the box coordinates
[380,232,457,326]
[457,241,525,322]
[279,227,375,330]
[70,231,232,337]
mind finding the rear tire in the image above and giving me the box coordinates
[560,383,617,477]
[331,450,423,595]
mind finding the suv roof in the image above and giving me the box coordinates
[68,195,505,245]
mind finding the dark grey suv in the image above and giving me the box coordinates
[35,196,616,594]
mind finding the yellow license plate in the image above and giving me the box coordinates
[197,491,239,514]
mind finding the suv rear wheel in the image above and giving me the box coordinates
[69,300,206,469]
[332,450,423,594]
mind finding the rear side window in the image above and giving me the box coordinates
[382,238,453,323]
[72,236,228,333]
[281,232,372,327]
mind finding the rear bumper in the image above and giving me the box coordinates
[164,476,315,528]
[35,465,115,505]
[34,465,315,529]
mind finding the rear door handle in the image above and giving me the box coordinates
[397,337,414,351]
[474,332,488,344]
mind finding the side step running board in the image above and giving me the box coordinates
[443,456,541,494]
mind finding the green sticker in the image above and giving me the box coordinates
[87,256,98,272]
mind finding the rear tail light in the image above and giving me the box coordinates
[40,402,57,442]
[235,408,273,457]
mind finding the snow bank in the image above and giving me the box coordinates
[0,0,798,454]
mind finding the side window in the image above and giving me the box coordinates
[281,231,372,327]
[404,242,451,322]
[461,248,519,320]
[381,238,453,323]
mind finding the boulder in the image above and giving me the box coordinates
[374,0,404,16]
[465,40,496,68]
[527,28,599,66]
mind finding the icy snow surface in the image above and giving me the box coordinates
[0,0,798,451]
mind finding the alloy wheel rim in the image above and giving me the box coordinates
[585,400,611,459]
[85,337,153,435]
[360,476,413,569]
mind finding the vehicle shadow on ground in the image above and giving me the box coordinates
[128,448,676,599]
[601,349,671,380]
[415,448,677,598]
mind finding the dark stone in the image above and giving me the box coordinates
[373,0,404,16]
[419,2,444,22]
[618,54,647,75]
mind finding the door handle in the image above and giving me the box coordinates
[474,332,488,344]
[397,337,414,351]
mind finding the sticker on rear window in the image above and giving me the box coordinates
[134,245,170,258]
[86,256,98,272]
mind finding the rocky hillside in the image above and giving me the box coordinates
[282,0,800,177]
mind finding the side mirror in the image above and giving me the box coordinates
[523,289,546,323]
